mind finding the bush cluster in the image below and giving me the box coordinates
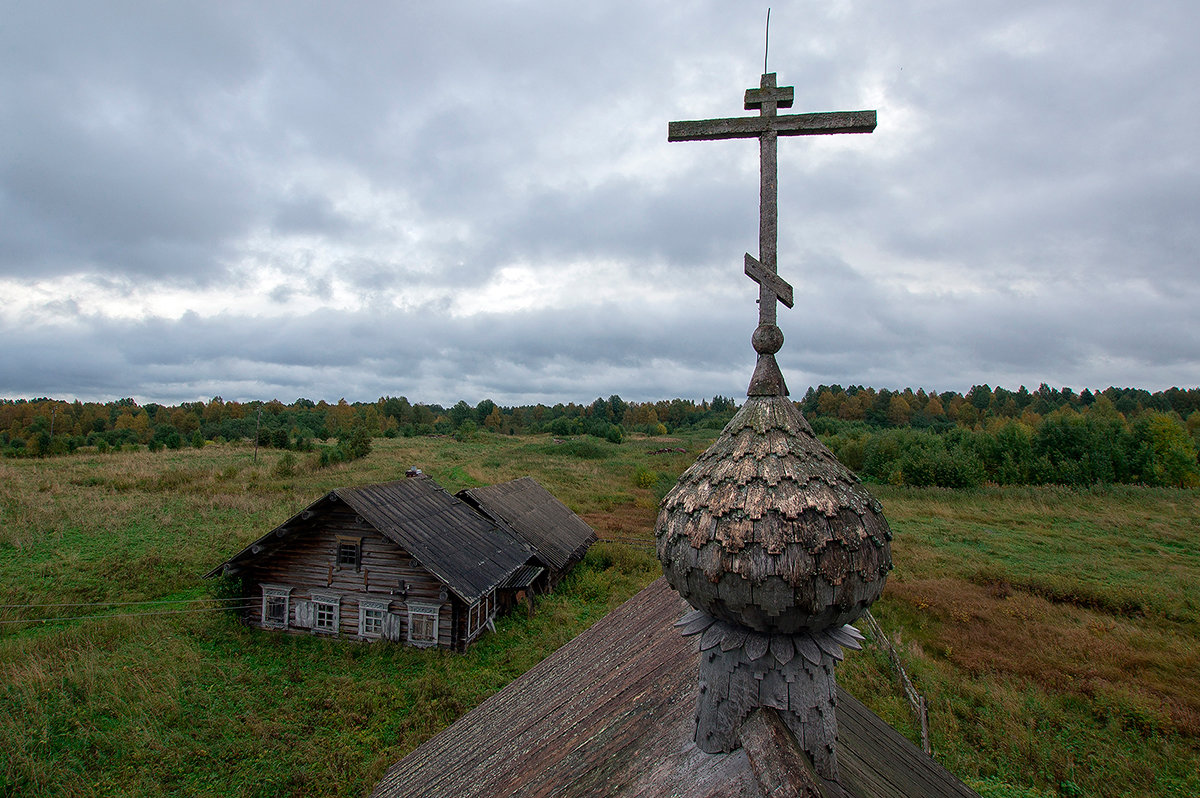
[816,407,1199,488]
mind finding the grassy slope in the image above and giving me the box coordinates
[1,436,1198,797]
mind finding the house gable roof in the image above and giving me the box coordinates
[371,577,979,798]
[458,477,597,572]
[207,475,532,604]
[337,477,531,603]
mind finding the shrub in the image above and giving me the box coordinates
[633,466,658,488]
[551,439,608,460]
[455,420,477,442]
[273,452,298,478]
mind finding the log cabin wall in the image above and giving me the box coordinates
[243,505,458,650]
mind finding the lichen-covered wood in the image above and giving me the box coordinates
[656,395,891,633]
[371,579,980,798]
[679,608,864,781]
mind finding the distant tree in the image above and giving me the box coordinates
[589,397,611,423]
[1133,413,1199,487]
[448,401,473,428]
[1187,411,1200,441]
[967,384,993,411]
[817,390,842,417]
[887,395,913,427]
[925,394,945,418]
[345,425,372,460]
[609,395,629,423]
[475,399,497,425]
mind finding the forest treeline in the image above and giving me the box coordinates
[799,384,1199,488]
[0,394,736,456]
[2,384,1197,487]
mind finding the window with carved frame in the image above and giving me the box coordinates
[261,584,292,629]
[311,592,340,634]
[359,598,389,638]
[407,603,440,647]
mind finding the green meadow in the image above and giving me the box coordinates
[1,434,1197,797]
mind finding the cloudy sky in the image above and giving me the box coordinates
[2,1,1196,406]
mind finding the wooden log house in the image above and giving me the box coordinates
[206,473,536,652]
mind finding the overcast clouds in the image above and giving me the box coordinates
[1,1,1196,406]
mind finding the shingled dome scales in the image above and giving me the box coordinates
[657,69,892,784]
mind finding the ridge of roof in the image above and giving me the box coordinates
[333,477,531,603]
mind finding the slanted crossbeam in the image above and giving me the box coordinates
[744,254,792,326]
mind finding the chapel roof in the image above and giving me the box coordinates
[370,577,979,798]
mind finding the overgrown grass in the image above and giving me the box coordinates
[2,436,1198,796]
[839,484,1200,798]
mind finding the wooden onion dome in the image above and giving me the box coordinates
[656,355,892,634]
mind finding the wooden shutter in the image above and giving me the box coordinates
[294,599,314,629]
[383,612,403,643]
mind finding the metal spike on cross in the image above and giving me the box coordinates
[669,72,876,395]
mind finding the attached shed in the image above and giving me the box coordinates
[206,474,532,652]
[457,477,597,587]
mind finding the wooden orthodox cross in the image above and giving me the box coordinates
[669,73,875,395]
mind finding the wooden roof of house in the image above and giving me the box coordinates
[371,577,979,798]
[207,475,532,604]
[458,477,597,573]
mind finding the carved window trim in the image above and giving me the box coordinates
[261,584,292,629]
[407,602,440,648]
[311,591,341,634]
[359,598,390,639]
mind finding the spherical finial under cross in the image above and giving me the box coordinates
[751,323,784,355]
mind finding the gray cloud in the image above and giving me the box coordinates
[1,1,1197,405]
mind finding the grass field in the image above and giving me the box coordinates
[1,434,1197,797]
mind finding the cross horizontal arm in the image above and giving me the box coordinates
[745,85,793,110]
[668,110,876,142]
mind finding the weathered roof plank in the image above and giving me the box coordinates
[459,477,597,573]
[372,578,979,798]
